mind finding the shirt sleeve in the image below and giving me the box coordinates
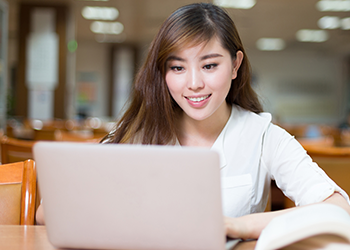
[262,123,350,206]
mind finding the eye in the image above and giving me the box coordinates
[170,66,184,72]
[203,63,218,70]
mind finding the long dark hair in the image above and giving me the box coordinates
[104,3,262,144]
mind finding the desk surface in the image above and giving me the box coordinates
[0,225,56,250]
[0,225,255,250]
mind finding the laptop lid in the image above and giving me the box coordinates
[33,142,226,250]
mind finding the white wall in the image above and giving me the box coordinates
[75,42,348,124]
[6,1,350,125]
[249,50,347,124]
[75,41,110,118]
[112,47,134,118]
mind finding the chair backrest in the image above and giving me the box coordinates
[302,143,350,158]
[33,128,57,141]
[0,136,35,164]
[0,159,37,225]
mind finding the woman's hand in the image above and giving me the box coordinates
[224,213,273,240]
[224,216,250,240]
[36,204,45,225]
[224,192,350,240]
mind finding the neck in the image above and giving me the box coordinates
[177,104,231,147]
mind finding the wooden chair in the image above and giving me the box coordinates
[30,119,68,141]
[33,128,57,141]
[54,130,102,142]
[0,136,35,164]
[6,124,15,138]
[0,159,37,225]
[93,128,109,139]
[302,142,350,158]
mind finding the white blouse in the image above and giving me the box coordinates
[212,105,350,218]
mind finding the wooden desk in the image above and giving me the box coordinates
[0,225,56,250]
[232,240,257,250]
[0,225,256,250]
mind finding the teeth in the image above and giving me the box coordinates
[187,95,210,102]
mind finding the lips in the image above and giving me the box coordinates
[185,94,211,102]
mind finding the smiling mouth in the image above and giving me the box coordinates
[185,94,211,102]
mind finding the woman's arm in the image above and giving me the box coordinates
[36,203,45,225]
[323,192,350,213]
[225,192,350,240]
[226,124,349,239]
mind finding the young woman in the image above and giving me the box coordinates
[37,3,350,239]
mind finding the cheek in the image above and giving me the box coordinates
[165,73,172,89]
[207,69,233,91]
[165,74,175,94]
[165,73,182,95]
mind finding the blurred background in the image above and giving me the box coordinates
[1,0,350,139]
[1,0,350,210]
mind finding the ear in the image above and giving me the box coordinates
[232,50,244,79]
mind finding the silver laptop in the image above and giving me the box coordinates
[33,142,240,250]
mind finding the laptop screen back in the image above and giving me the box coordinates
[34,142,225,250]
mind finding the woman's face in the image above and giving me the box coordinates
[165,37,243,122]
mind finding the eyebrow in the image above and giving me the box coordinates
[167,56,185,62]
[200,53,223,60]
[166,53,223,62]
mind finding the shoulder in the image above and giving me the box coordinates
[233,105,271,122]
[228,105,296,149]
[231,105,272,133]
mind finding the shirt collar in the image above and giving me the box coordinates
[175,106,235,169]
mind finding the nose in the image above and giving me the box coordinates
[187,68,204,90]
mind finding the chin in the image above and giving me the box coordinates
[185,112,212,121]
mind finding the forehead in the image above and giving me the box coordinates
[168,37,229,58]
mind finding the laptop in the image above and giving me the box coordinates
[33,142,240,250]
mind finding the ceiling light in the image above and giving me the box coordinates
[296,29,329,42]
[316,0,350,12]
[82,6,119,20]
[256,38,286,51]
[90,21,124,35]
[341,17,350,29]
[213,0,256,9]
[318,16,340,29]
